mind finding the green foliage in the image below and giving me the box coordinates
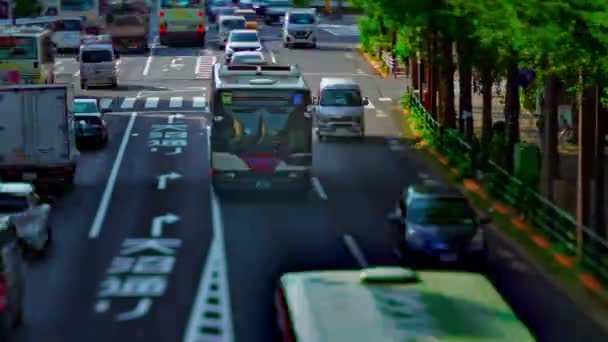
[293,0,310,7]
[15,0,41,18]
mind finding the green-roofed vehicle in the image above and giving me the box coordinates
[275,267,536,341]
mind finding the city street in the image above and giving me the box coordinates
[9,9,608,342]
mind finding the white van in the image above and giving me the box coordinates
[77,38,119,89]
[218,15,247,49]
[282,8,319,48]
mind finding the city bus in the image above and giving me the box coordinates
[159,0,206,46]
[275,267,536,341]
[209,64,313,193]
[6,16,85,53]
[0,26,56,84]
[51,0,100,33]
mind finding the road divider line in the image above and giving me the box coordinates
[343,234,369,268]
[169,96,183,108]
[142,37,157,76]
[88,112,137,238]
[311,176,328,200]
[269,46,277,64]
[144,97,159,108]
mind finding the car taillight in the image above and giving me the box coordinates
[0,275,7,311]
[198,11,204,17]
[197,24,204,33]
[160,23,167,33]
[159,11,165,17]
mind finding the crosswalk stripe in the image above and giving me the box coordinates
[192,96,206,108]
[99,98,113,109]
[120,97,136,109]
[145,97,159,108]
[169,96,183,108]
[365,100,375,109]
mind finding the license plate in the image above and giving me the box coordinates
[440,253,458,262]
[256,180,272,189]
[22,172,37,180]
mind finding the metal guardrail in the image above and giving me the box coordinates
[380,50,406,78]
[404,91,608,282]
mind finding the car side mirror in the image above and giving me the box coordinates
[479,217,492,225]
[362,97,369,106]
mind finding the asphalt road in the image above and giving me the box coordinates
[10,10,608,342]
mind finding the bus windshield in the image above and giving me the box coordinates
[213,90,309,154]
[61,0,95,11]
[0,37,38,60]
[161,0,202,9]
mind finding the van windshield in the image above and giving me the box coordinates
[320,89,362,106]
[222,19,246,30]
[289,14,314,24]
[81,50,113,63]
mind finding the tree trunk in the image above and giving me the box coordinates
[410,56,419,91]
[542,74,560,201]
[577,84,596,236]
[480,65,493,149]
[457,40,473,137]
[438,38,456,128]
[593,88,606,237]
[503,59,521,172]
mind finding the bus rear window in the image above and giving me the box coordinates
[161,0,202,9]
[55,19,83,31]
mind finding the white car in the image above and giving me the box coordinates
[0,183,51,257]
[230,51,267,65]
[225,29,262,63]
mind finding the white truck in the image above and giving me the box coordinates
[0,84,79,187]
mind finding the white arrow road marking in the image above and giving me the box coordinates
[94,299,110,313]
[365,100,375,109]
[168,113,185,124]
[115,298,153,321]
[169,97,183,108]
[157,172,182,190]
[151,214,180,237]
[166,147,182,155]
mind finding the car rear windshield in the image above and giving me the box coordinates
[320,89,362,106]
[74,101,98,113]
[81,49,113,63]
[231,32,258,42]
[407,197,475,225]
[0,194,28,213]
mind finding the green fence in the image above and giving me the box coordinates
[403,91,608,283]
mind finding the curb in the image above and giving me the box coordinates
[402,103,608,334]
[358,48,390,79]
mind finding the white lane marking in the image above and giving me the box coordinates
[131,133,139,136]
[269,46,277,64]
[144,97,159,108]
[345,52,353,59]
[365,100,375,109]
[88,112,137,238]
[142,38,156,76]
[195,55,216,79]
[376,110,388,118]
[192,96,207,108]
[378,97,392,101]
[120,97,136,109]
[169,96,183,108]
[343,234,369,268]
[311,176,328,200]
[99,98,113,110]
[356,68,365,74]
[74,70,80,77]
[183,191,234,340]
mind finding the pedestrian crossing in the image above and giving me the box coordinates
[196,55,216,79]
[99,96,209,112]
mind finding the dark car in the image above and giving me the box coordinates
[263,0,293,25]
[386,181,490,270]
[73,99,109,148]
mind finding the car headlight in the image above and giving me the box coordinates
[470,229,485,250]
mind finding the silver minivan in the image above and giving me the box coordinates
[312,78,369,139]
[77,40,119,89]
[218,15,247,50]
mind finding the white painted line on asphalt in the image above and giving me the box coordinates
[378,97,392,101]
[269,47,277,64]
[365,100,375,109]
[311,176,328,200]
[343,234,369,268]
[376,110,388,118]
[345,52,353,59]
[131,133,139,136]
[192,96,206,108]
[169,96,183,108]
[99,98,113,109]
[88,112,137,239]
[120,97,136,109]
[144,97,159,108]
[356,68,365,74]
[74,70,80,77]
[142,38,156,76]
